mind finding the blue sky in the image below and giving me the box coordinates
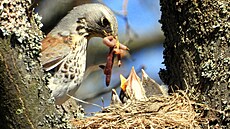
[103,0,162,35]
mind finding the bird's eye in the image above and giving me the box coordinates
[100,17,110,27]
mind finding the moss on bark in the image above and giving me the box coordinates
[159,0,229,128]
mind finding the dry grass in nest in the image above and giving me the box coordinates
[71,91,202,128]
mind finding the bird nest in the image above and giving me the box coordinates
[71,91,204,128]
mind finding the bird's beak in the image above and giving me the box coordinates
[102,28,120,49]
[114,36,121,50]
[105,29,121,48]
[102,30,115,37]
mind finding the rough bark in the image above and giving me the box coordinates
[0,1,68,128]
[0,35,52,129]
[159,0,229,128]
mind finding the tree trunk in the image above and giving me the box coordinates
[0,1,66,128]
[159,0,229,128]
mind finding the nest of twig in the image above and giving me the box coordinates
[71,91,204,128]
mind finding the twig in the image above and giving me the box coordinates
[67,94,103,109]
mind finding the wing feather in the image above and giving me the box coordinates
[41,35,71,71]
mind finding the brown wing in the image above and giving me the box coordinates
[41,34,71,71]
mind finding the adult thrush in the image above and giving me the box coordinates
[41,3,121,105]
